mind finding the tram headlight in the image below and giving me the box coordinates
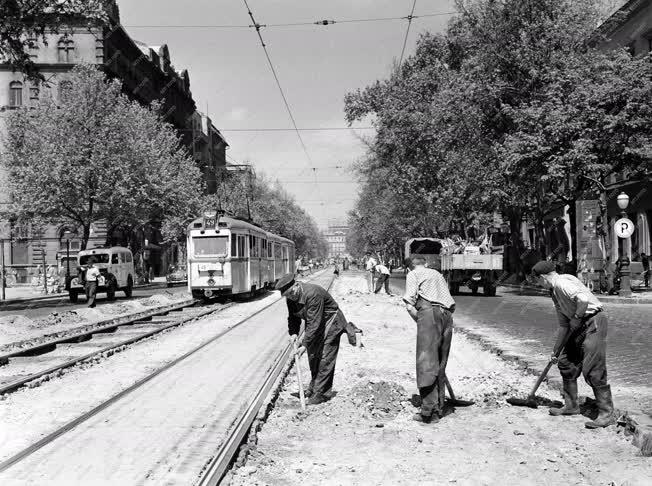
[207,278,215,286]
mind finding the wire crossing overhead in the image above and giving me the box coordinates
[399,0,418,67]
[241,0,314,170]
[125,12,456,29]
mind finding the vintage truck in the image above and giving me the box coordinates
[440,252,503,296]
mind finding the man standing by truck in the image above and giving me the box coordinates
[84,257,100,308]
[403,256,456,424]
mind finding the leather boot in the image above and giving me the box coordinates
[585,384,616,429]
[549,379,580,416]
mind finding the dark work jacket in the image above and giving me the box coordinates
[286,282,345,348]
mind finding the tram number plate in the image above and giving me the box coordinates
[198,263,221,272]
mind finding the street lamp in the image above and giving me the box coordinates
[616,192,632,298]
[63,230,72,290]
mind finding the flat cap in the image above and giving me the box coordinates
[274,273,296,294]
[531,260,556,276]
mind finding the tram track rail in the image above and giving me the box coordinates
[197,272,336,486]
[0,298,221,396]
[0,270,333,478]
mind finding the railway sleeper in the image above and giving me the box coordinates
[13,343,57,357]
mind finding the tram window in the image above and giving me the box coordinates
[274,243,282,259]
[238,236,246,257]
[268,242,273,258]
[231,235,237,257]
[193,236,228,256]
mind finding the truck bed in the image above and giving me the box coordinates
[440,254,503,271]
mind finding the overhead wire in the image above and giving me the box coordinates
[399,0,418,67]
[240,0,323,199]
[124,12,455,29]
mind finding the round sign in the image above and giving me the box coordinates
[614,218,635,238]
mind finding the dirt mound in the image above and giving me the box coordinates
[349,380,406,419]
[139,294,171,307]
[31,311,85,329]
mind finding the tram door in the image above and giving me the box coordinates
[249,235,261,290]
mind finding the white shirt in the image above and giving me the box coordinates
[374,264,390,275]
[403,266,455,309]
[365,257,377,271]
[86,266,101,282]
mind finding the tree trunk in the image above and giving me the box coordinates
[81,223,90,250]
[568,201,577,265]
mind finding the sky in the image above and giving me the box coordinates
[117,0,455,228]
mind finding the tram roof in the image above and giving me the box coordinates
[187,215,294,245]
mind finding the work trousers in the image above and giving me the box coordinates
[557,313,609,388]
[415,297,453,417]
[374,274,390,294]
[367,271,375,292]
[306,312,345,396]
[85,281,98,308]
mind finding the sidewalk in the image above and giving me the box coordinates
[0,277,169,306]
[226,274,651,486]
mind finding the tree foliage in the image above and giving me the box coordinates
[344,0,652,261]
[1,64,204,249]
[0,0,113,79]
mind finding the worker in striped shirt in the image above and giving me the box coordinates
[403,255,456,424]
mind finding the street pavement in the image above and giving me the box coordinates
[388,273,652,417]
[0,283,187,320]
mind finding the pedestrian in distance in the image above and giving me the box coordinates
[364,253,377,292]
[276,274,361,405]
[403,256,456,424]
[532,261,616,428]
[373,262,391,294]
[603,256,616,295]
[84,257,100,308]
[641,252,649,287]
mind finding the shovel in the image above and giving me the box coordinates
[292,339,307,411]
[506,331,571,408]
[445,376,475,407]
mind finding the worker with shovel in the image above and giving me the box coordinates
[403,256,457,424]
[532,260,616,429]
[276,274,361,405]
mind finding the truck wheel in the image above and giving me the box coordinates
[69,290,79,303]
[470,284,479,295]
[107,281,117,301]
[124,276,133,298]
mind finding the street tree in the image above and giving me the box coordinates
[1,64,204,250]
[0,0,114,79]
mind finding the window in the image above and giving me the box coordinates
[59,80,72,102]
[231,235,237,257]
[29,85,39,101]
[58,38,75,63]
[274,243,282,259]
[112,254,119,264]
[193,236,228,257]
[9,81,23,107]
[27,38,39,59]
[238,235,246,257]
[80,253,110,265]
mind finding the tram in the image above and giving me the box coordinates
[186,211,295,299]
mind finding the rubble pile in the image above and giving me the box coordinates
[349,380,407,420]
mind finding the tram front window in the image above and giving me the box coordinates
[193,236,228,257]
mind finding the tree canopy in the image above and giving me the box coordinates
[1,64,204,249]
[344,0,652,262]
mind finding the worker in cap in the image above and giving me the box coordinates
[532,260,615,428]
[275,273,360,405]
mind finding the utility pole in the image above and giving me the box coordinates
[1,239,5,301]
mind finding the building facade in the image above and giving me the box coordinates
[0,3,227,281]
[323,223,350,259]
[594,0,652,264]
